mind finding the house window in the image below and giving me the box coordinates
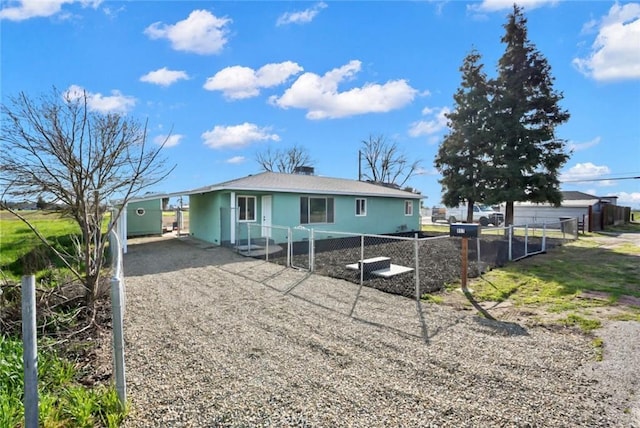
[404,200,413,216]
[237,196,256,222]
[300,197,334,224]
[355,198,367,216]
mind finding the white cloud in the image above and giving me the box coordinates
[276,2,327,26]
[225,156,246,164]
[408,106,450,138]
[64,84,136,114]
[561,162,611,183]
[102,4,125,18]
[616,191,640,207]
[144,9,231,55]
[153,134,183,148]
[204,61,303,100]
[140,67,189,87]
[0,0,101,21]
[201,123,280,149]
[573,3,640,81]
[468,0,558,13]
[269,60,417,120]
[568,136,601,152]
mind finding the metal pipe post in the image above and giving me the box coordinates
[22,275,38,428]
[111,276,127,410]
[508,225,513,261]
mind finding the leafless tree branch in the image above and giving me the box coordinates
[0,87,175,312]
[360,135,422,187]
[255,144,314,174]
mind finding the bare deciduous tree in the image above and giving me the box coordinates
[255,144,314,173]
[360,135,421,187]
[0,88,173,315]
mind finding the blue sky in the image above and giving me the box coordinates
[2,0,639,208]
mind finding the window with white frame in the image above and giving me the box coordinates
[355,198,367,216]
[404,200,413,216]
[300,196,334,224]
[237,196,256,221]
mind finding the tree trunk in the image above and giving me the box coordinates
[505,202,514,226]
[466,201,475,223]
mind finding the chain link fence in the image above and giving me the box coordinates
[233,219,580,298]
[478,217,578,266]
[234,223,291,268]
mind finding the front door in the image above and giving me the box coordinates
[261,195,272,237]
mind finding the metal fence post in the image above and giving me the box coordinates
[247,223,251,254]
[524,224,529,257]
[265,226,270,262]
[414,233,420,300]
[109,230,126,411]
[414,234,429,342]
[22,275,38,428]
[476,236,481,273]
[111,276,126,410]
[349,234,365,317]
[287,227,291,267]
[310,228,315,272]
[508,225,513,261]
[542,223,547,252]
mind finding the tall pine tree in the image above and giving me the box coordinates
[487,4,570,225]
[435,49,492,223]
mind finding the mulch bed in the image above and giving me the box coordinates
[267,234,566,298]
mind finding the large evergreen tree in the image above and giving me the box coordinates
[435,49,491,223]
[487,4,570,225]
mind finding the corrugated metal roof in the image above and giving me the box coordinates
[187,171,423,199]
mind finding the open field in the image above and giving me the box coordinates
[0,210,80,277]
[0,210,112,280]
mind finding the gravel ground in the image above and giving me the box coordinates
[121,235,639,427]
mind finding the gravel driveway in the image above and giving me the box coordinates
[121,235,639,427]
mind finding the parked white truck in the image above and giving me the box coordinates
[431,204,504,226]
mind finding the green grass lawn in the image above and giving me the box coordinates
[0,210,112,282]
[0,210,80,274]
[462,229,640,327]
[422,218,640,329]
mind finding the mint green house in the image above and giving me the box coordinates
[186,172,422,246]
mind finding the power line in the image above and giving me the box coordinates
[561,176,640,183]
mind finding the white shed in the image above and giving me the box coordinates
[511,191,614,231]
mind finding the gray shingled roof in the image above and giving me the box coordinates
[188,172,422,199]
[561,191,599,200]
